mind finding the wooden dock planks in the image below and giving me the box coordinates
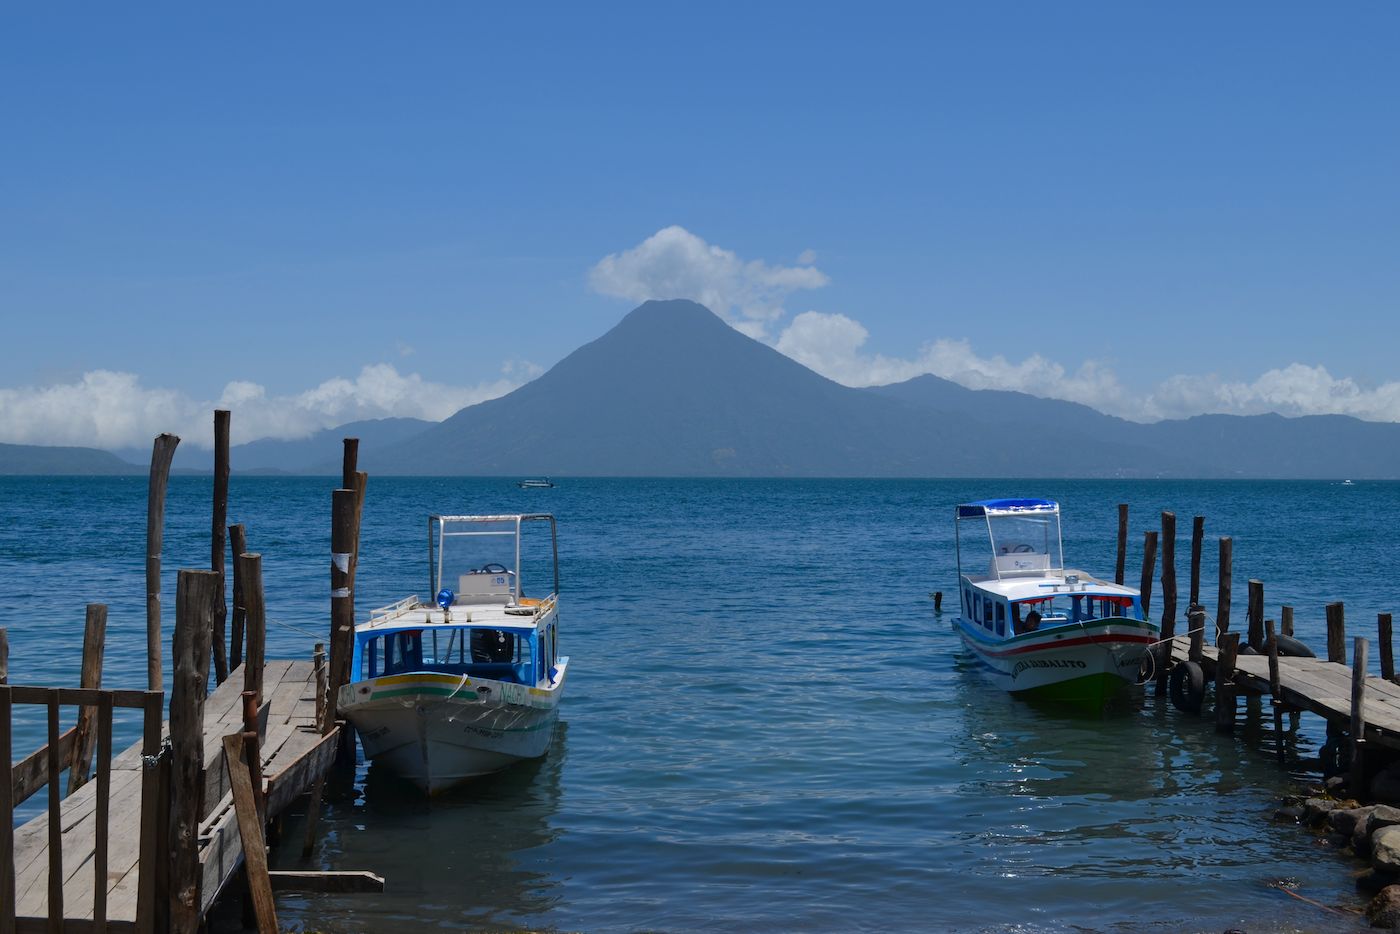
[1171,640,1400,747]
[10,660,330,925]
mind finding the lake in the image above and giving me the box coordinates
[3,476,1395,933]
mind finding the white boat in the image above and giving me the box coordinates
[517,478,555,488]
[952,499,1158,710]
[338,513,567,794]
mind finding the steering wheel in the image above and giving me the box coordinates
[1012,544,1035,553]
[480,563,509,573]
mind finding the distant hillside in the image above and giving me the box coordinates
[115,417,433,473]
[0,443,142,476]
[362,300,1200,477]
[870,374,1400,479]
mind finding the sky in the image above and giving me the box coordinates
[1,3,1397,449]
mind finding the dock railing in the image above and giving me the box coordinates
[0,684,168,934]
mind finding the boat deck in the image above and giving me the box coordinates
[10,660,336,927]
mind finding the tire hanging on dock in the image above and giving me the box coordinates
[1169,660,1206,713]
[1275,634,1316,658]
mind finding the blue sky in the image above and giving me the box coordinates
[2,4,1397,448]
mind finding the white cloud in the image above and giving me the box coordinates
[774,310,1400,423]
[0,363,533,450]
[589,226,829,339]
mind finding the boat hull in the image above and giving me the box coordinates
[955,617,1156,710]
[339,667,565,795]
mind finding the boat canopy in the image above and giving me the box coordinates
[956,499,1058,518]
[429,514,559,606]
[955,498,1063,581]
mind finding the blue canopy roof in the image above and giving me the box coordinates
[957,498,1058,518]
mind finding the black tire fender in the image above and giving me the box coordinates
[1276,634,1316,658]
[1169,660,1206,713]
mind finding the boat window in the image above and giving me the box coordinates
[384,630,424,675]
[964,588,973,618]
[995,601,1006,636]
[362,636,383,680]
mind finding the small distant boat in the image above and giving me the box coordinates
[1344,480,1356,486]
[338,513,567,794]
[951,499,1158,710]
[517,478,555,488]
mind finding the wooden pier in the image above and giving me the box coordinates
[3,420,375,934]
[3,660,335,933]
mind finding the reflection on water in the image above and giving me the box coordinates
[271,722,568,932]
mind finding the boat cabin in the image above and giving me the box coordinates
[955,499,1142,639]
[351,514,562,688]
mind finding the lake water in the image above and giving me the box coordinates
[3,476,1397,933]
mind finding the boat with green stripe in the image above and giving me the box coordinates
[338,514,568,794]
[952,499,1158,711]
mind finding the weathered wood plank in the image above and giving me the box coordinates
[223,734,277,934]
[264,728,339,819]
[67,605,107,796]
[10,727,76,807]
[266,870,384,893]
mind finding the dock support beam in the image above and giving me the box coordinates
[1353,637,1370,800]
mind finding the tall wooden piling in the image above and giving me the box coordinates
[1327,602,1347,665]
[1116,504,1128,585]
[212,410,231,685]
[146,432,180,691]
[1217,537,1233,643]
[1189,607,1206,664]
[326,489,356,735]
[1189,516,1204,608]
[171,570,218,934]
[68,603,108,794]
[1156,512,1178,695]
[1266,620,1284,763]
[1282,605,1294,637]
[1216,632,1240,734]
[229,524,247,671]
[0,626,7,684]
[1139,531,1158,619]
[1381,613,1396,683]
[239,553,266,706]
[1247,579,1264,652]
[1353,637,1370,799]
[0,681,11,934]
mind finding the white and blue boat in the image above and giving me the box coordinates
[953,499,1157,710]
[337,514,568,794]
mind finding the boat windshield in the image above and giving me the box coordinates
[431,514,559,605]
[956,500,1064,580]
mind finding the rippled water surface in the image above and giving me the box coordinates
[4,477,1398,933]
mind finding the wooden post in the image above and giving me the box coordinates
[0,685,13,934]
[1188,607,1205,664]
[1216,537,1232,643]
[1353,637,1370,800]
[240,553,266,707]
[223,733,278,934]
[1115,504,1128,585]
[1138,531,1158,619]
[326,490,356,735]
[241,691,265,825]
[68,603,108,794]
[303,645,328,857]
[134,691,165,934]
[170,570,217,934]
[1155,512,1177,696]
[0,627,7,684]
[1381,613,1395,683]
[47,689,62,934]
[1281,604,1294,637]
[1189,515,1204,608]
[0,685,12,934]
[1267,620,1284,764]
[212,410,231,685]
[1247,579,1264,652]
[1327,602,1346,665]
[1215,631,1239,734]
[93,694,113,934]
[147,432,180,691]
[343,438,359,489]
[932,591,942,611]
[229,524,247,671]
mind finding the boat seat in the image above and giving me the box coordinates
[991,554,1050,575]
[457,570,516,604]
